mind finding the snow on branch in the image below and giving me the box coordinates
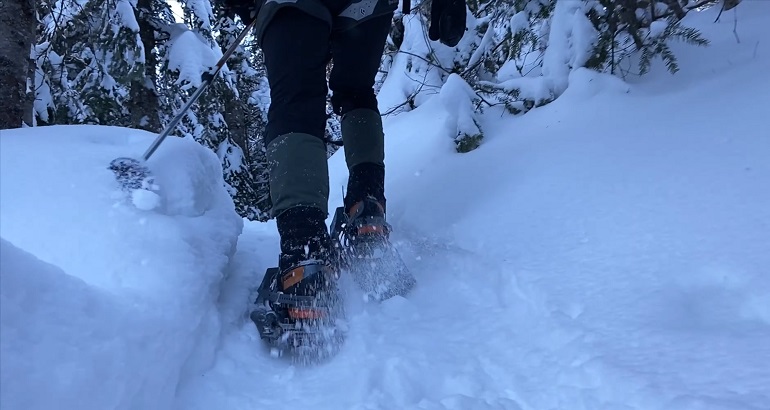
[542,0,598,96]
[380,0,719,152]
[440,74,483,153]
[166,25,222,89]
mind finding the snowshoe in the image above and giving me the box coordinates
[331,197,416,301]
[250,262,345,362]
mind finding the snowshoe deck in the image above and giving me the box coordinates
[250,267,345,362]
[249,206,415,362]
[331,206,417,301]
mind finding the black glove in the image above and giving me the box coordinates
[429,0,466,47]
[222,0,259,26]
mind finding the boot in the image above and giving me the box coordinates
[251,206,344,354]
[276,206,336,303]
[344,162,389,246]
[327,164,415,301]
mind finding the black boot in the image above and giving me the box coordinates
[252,206,345,355]
[276,206,335,297]
[344,163,389,244]
[344,162,385,214]
[336,163,415,301]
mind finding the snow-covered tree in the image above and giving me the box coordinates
[382,0,720,153]
[33,0,173,129]
[585,0,710,76]
[27,0,725,216]
[33,0,273,221]
[215,17,271,220]
[159,5,272,221]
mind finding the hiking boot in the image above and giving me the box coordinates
[344,162,385,216]
[337,196,416,301]
[276,206,338,314]
[345,196,390,247]
[334,163,416,301]
[343,162,389,245]
[250,206,345,354]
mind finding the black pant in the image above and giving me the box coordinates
[261,8,393,145]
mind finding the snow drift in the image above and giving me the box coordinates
[0,126,243,410]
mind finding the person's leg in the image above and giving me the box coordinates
[327,13,416,302]
[261,9,333,286]
[328,13,393,216]
[263,8,329,148]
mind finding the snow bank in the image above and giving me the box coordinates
[355,2,770,408]
[0,125,242,410]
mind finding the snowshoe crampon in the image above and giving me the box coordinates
[250,267,346,363]
[331,206,416,301]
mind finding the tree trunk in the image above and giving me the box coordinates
[0,0,35,129]
[126,0,161,132]
[223,86,250,162]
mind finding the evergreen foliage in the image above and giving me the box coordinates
[27,0,725,216]
[385,0,717,152]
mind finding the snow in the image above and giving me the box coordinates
[541,0,598,96]
[166,25,223,89]
[3,2,770,410]
[509,10,530,34]
[185,0,215,31]
[0,126,242,409]
[113,0,140,32]
[378,14,444,113]
[131,187,162,210]
[439,74,481,142]
[177,3,770,409]
[650,19,668,38]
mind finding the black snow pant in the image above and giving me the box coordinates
[261,8,392,144]
[261,7,392,220]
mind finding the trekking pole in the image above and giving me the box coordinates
[109,19,257,190]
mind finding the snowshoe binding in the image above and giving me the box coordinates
[250,207,346,362]
[250,261,345,363]
[331,196,416,301]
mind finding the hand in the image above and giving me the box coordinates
[222,0,259,26]
[428,0,466,47]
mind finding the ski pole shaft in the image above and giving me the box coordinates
[141,19,257,162]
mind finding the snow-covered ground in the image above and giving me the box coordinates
[176,4,770,410]
[2,3,770,410]
[0,127,243,409]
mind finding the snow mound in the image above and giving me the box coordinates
[0,125,243,409]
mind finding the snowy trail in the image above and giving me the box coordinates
[173,5,770,406]
[175,224,539,410]
[176,218,770,410]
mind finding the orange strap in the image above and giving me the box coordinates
[288,308,326,319]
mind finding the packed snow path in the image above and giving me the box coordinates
[175,224,546,410]
[176,219,770,410]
